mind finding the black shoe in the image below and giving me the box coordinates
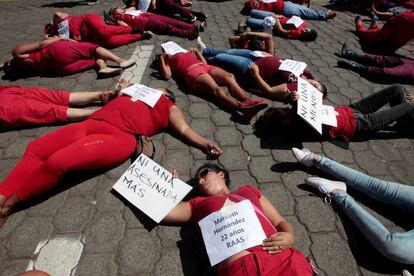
[337,59,367,72]
[188,14,197,22]
[337,59,354,69]
[340,41,352,58]
[198,12,208,22]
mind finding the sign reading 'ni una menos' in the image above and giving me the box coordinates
[297,77,323,134]
[113,154,192,223]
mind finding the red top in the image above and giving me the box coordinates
[67,15,86,41]
[380,10,414,51]
[117,13,152,30]
[279,16,307,39]
[258,1,285,14]
[89,94,174,136]
[166,52,203,80]
[189,185,276,252]
[27,48,49,73]
[323,106,357,142]
[254,56,314,91]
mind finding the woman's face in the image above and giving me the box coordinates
[196,169,228,196]
[307,79,323,92]
[113,7,125,15]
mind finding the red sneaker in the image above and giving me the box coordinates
[239,99,268,111]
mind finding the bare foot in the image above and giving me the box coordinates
[0,194,19,229]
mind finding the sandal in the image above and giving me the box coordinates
[133,136,156,160]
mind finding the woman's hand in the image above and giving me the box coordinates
[248,63,260,76]
[206,143,223,159]
[189,48,199,55]
[169,169,179,178]
[262,232,294,254]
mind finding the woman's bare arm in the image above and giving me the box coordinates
[162,201,192,224]
[169,105,222,158]
[159,54,172,80]
[12,37,61,59]
[249,63,290,101]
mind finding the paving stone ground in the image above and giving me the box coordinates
[0,0,413,275]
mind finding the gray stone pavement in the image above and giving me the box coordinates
[0,0,413,275]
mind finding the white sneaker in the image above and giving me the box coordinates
[197,36,207,52]
[292,148,314,167]
[306,177,347,205]
[402,270,413,276]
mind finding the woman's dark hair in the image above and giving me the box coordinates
[195,163,230,186]
[248,38,264,51]
[254,107,293,134]
[300,30,318,42]
[165,88,176,103]
[318,82,328,99]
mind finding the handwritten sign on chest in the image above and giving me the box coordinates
[321,105,338,127]
[297,77,323,134]
[137,0,151,12]
[199,200,267,266]
[57,20,70,39]
[121,84,163,107]
[286,16,304,28]
[161,41,188,56]
[112,154,192,223]
[262,0,277,3]
[125,10,144,17]
[279,59,307,77]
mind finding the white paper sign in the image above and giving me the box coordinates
[279,59,307,77]
[57,20,70,39]
[297,77,323,134]
[262,0,277,3]
[113,154,193,223]
[125,10,144,17]
[199,200,267,266]
[286,16,304,28]
[321,105,338,127]
[161,41,188,56]
[138,0,151,12]
[121,84,163,108]
[250,51,270,57]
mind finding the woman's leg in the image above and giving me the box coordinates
[207,53,252,75]
[85,14,132,38]
[246,17,265,30]
[103,34,142,49]
[94,47,124,64]
[283,1,327,20]
[192,73,241,110]
[157,0,193,18]
[146,14,197,38]
[59,59,97,75]
[203,48,254,58]
[250,9,273,19]
[334,192,414,264]
[208,68,250,102]
[315,155,414,213]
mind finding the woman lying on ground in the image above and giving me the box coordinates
[371,0,414,20]
[354,10,414,53]
[292,148,414,264]
[2,36,136,79]
[163,163,314,276]
[255,84,414,142]
[108,6,200,40]
[0,86,115,129]
[228,31,275,55]
[45,11,147,49]
[337,42,414,84]
[158,48,268,121]
[0,80,223,228]
[124,0,207,26]
[197,42,327,103]
[241,0,336,21]
[245,10,318,41]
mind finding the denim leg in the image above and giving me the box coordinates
[250,9,273,19]
[203,48,255,58]
[246,17,265,30]
[350,84,407,114]
[207,53,252,75]
[316,155,414,213]
[334,192,414,264]
[283,1,327,20]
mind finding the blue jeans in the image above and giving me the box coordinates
[246,9,273,30]
[283,1,327,20]
[316,155,414,264]
[203,48,257,75]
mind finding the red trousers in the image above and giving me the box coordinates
[146,14,197,38]
[217,249,313,276]
[364,55,414,83]
[0,86,69,128]
[45,40,99,75]
[79,14,140,48]
[0,120,136,201]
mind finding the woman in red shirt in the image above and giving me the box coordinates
[2,37,136,79]
[162,163,313,276]
[0,81,222,229]
[254,84,414,142]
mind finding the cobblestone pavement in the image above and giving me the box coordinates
[0,0,413,275]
